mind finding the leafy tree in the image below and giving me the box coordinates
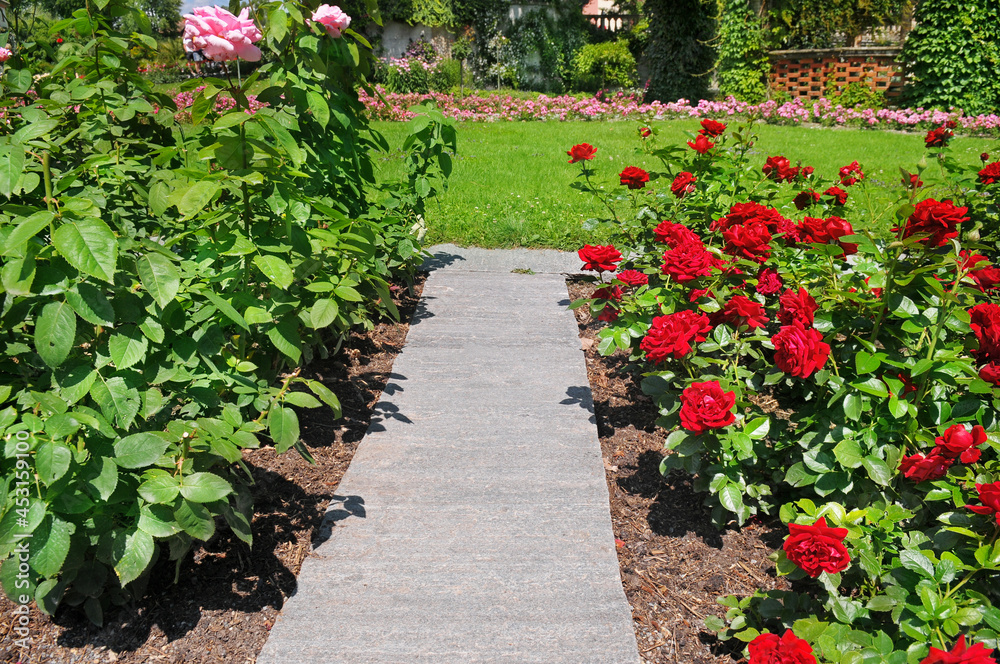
[765,0,911,48]
[642,0,715,102]
[716,0,768,102]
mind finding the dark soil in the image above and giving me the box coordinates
[0,277,426,664]
[568,278,789,664]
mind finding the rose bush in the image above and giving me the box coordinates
[567,116,1000,661]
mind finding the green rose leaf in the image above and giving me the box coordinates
[52,217,118,283]
[35,301,77,368]
[113,431,171,469]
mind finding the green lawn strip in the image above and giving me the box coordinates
[372,119,994,250]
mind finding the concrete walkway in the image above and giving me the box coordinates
[256,245,640,664]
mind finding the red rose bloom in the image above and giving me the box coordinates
[960,250,989,270]
[748,630,818,664]
[723,220,773,264]
[903,172,924,189]
[699,118,727,137]
[980,363,1000,385]
[970,303,1000,363]
[972,266,1000,291]
[653,220,701,247]
[661,241,721,283]
[689,288,714,302]
[763,155,797,182]
[593,285,623,301]
[615,269,648,287]
[755,267,783,295]
[967,483,1000,527]
[567,143,597,163]
[920,634,998,664]
[578,244,622,272]
[980,162,1000,185]
[925,126,953,148]
[797,216,832,243]
[679,381,736,432]
[777,287,818,326]
[773,322,830,378]
[935,424,988,463]
[783,517,850,578]
[824,216,859,256]
[687,134,715,154]
[714,295,769,330]
[639,127,652,138]
[671,171,697,198]
[712,202,789,234]
[823,186,849,205]
[800,166,814,179]
[839,161,864,185]
[982,153,991,162]
[597,306,620,322]
[640,309,712,362]
[896,198,968,247]
[793,190,820,210]
[900,452,953,482]
[620,166,650,190]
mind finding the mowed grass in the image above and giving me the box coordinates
[371,119,995,250]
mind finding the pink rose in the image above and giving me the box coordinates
[0,47,11,62]
[311,4,351,38]
[183,6,263,62]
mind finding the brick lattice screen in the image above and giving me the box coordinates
[769,47,905,100]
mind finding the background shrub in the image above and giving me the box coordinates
[571,41,638,93]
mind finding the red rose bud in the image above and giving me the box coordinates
[895,198,968,247]
[823,186,849,205]
[773,322,830,378]
[982,152,990,162]
[777,287,818,326]
[687,134,714,154]
[615,269,648,287]
[640,309,712,362]
[755,267,783,295]
[748,630,818,664]
[639,127,651,138]
[653,220,701,247]
[679,380,736,432]
[900,452,953,482]
[793,190,821,210]
[670,171,697,198]
[839,160,864,186]
[567,143,597,163]
[902,172,923,189]
[619,166,650,190]
[660,240,721,283]
[699,118,726,137]
[924,126,952,148]
[980,162,1000,185]
[920,634,998,664]
[782,517,850,578]
[578,244,622,272]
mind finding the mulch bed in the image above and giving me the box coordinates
[568,278,789,664]
[2,273,787,664]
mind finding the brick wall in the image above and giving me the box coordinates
[769,47,905,100]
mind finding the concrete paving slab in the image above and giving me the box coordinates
[256,251,639,664]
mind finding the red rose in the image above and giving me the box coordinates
[980,363,1000,385]
[839,161,864,185]
[661,241,721,283]
[793,190,820,210]
[567,143,597,163]
[800,166,814,179]
[900,452,953,482]
[620,166,650,190]
[714,295,769,330]
[920,635,998,664]
[687,134,714,154]
[773,322,830,378]
[748,630,818,664]
[823,186,848,206]
[671,171,697,198]
[777,287,818,326]
[755,267,783,295]
[615,269,648,287]
[824,216,859,256]
[980,162,1000,185]
[723,220,773,264]
[935,424,987,463]
[967,483,1000,526]
[925,126,953,148]
[982,153,991,162]
[763,155,796,182]
[970,303,1000,363]
[797,216,831,244]
[593,285,623,301]
[640,309,712,362]
[578,244,622,272]
[597,306,620,322]
[689,288,713,302]
[679,381,736,432]
[895,198,968,247]
[783,517,850,578]
[865,276,883,299]
[903,172,924,189]
[653,220,701,247]
[972,266,1000,291]
[712,202,789,234]
[639,127,652,138]
[699,118,727,137]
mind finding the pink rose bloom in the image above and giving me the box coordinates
[0,47,11,62]
[312,4,351,38]
[183,6,263,62]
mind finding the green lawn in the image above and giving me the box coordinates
[372,119,995,250]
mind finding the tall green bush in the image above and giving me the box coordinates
[571,40,637,92]
[715,0,769,102]
[642,0,715,102]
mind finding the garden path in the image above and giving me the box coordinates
[255,244,640,663]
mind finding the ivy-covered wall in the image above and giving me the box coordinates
[642,0,715,102]
[715,0,769,102]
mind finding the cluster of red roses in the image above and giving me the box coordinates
[971,302,1000,385]
[900,424,988,482]
[763,155,813,183]
[894,198,969,246]
[747,631,997,664]
[925,123,955,148]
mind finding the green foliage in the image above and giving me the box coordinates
[0,0,453,620]
[766,0,910,48]
[571,40,637,93]
[901,0,1000,115]
[715,0,769,103]
[642,0,715,102]
[827,79,885,110]
[499,5,595,94]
